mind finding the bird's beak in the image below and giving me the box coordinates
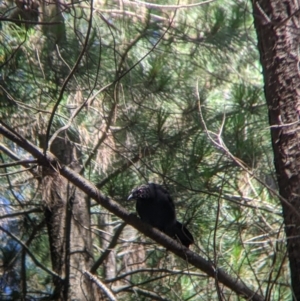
[127,194,134,200]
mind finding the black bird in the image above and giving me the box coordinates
[127,183,194,248]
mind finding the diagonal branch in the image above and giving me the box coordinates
[0,224,60,280]
[0,121,264,301]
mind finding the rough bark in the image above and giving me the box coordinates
[252,1,300,299]
[98,212,117,280]
[42,137,98,300]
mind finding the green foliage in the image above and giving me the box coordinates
[0,0,290,300]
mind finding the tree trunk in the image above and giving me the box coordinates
[252,1,300,299]
[42,137,99,300]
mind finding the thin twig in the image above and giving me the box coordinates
[126,0,214,10]
[0,123,266,301]
[195,80,300,221]
[0,225,60,280]
[91,222,126,273]
[0,159,37,169]
[44,0,95,153]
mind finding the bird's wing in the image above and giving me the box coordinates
[149,183,175,210]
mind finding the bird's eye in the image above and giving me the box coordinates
[137,189,145,198]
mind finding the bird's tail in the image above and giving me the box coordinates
[174,221,194,248]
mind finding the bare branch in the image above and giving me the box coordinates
[45,0,95,153]
[0,224,60,280]
[196,81,300,221]
[0,121,265,301]
[124,0,215,10]
[0,159,37,169]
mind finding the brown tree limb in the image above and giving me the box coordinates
[0,17,62,25]
[0,122,264,301]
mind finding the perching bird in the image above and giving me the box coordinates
[127,183,194,248]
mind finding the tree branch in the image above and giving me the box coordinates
[0,122,264,301]
[0,224,60,280]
